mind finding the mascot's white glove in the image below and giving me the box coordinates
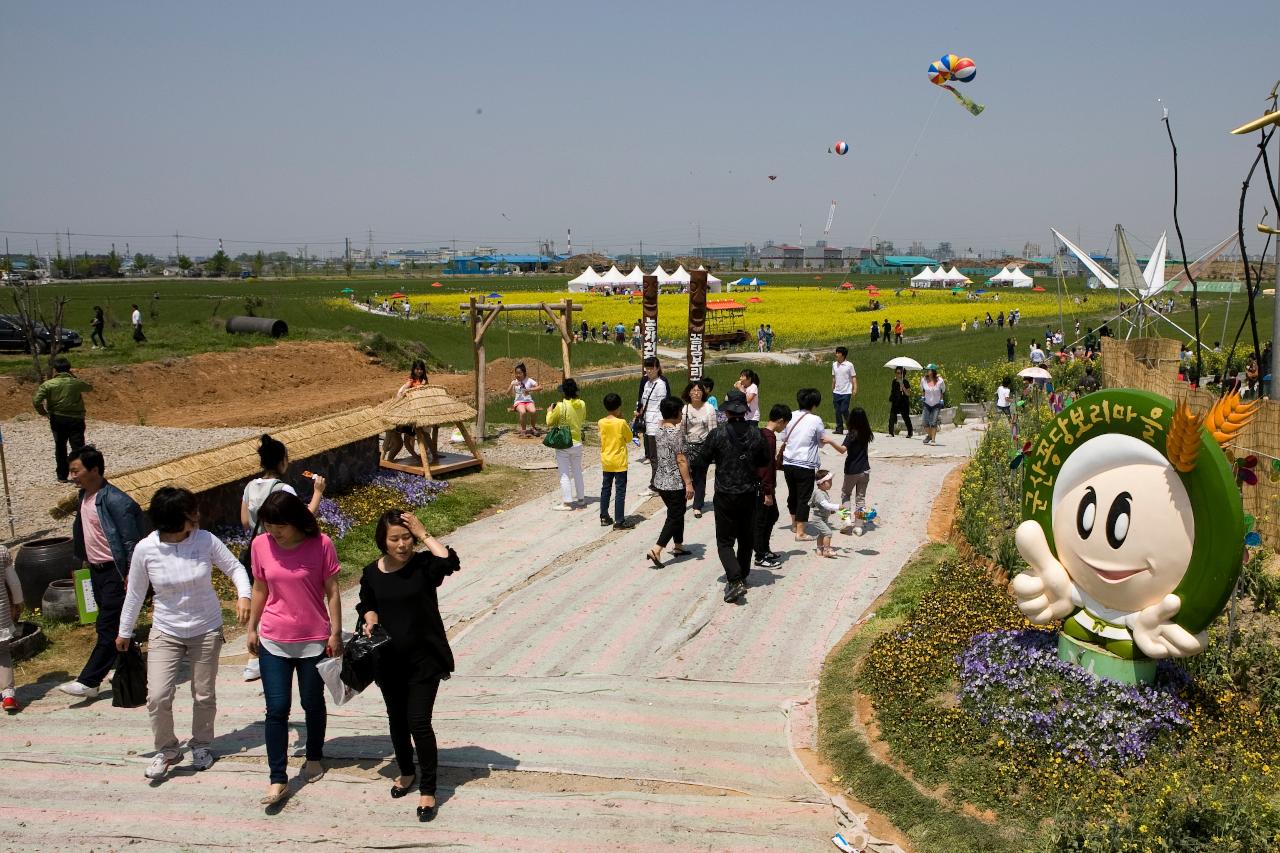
[1128,594,1209,659]
[1011,520,1077,624]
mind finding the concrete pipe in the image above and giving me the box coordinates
[226,316,288,338]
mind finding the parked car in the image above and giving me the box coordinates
[0,314,83,353]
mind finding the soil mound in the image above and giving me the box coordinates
[0,344,566,429]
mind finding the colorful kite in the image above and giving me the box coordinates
[928,54,984,116]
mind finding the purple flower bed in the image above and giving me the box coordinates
[957,630,1189,768]
[315,496,358,539]
[367,471,450,507]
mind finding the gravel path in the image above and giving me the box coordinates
[2,414,258,543]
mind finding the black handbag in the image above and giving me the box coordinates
[340,624,392,693]
[112,641,148,708]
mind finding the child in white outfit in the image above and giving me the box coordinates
[807,470,842,558]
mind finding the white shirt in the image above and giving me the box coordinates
[131,309,142,326]
[242,478,298,530]
[511,377,538,403]
[744,383,760,421]
[1030,347,1045,365]
[640,376,668,431]
[832,361,856,395]
[921,377,946,406]
[996,386,1012,407]
[119,530,251,640]
[781,410,826,470]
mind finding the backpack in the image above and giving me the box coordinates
[713,422,766,492]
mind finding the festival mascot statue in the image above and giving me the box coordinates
[1012,389,1258,677]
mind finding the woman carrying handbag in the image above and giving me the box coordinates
[545,378,587,511]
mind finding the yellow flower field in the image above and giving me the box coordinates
[403,287,1070,346]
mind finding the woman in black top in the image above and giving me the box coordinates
[90,306,107,349]
[888,367,913,438]
[356,510,459,823]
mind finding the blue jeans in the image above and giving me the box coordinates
[601,470,627,522]
[259,646,327,784]
[832,394,851,432]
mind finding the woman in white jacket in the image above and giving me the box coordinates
[636,357,669,497]
[117,487,252,780]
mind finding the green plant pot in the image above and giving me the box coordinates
[1057,632,1156,685]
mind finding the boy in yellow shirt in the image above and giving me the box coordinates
[598,393,634,529]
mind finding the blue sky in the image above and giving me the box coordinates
[1,0,1276,259]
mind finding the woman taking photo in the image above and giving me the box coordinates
[240,434,326,682]
[116,487,252,780]
[735,369,761,423]
[246,491,342,806]
[680,381,717,518]
[780,388,845,541]
[647,396,693,567]
[920,364,947,446]
[357,510,459,822]
[546,378,587,511]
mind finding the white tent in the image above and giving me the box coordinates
[567,266,601,292]
[945,266,971,284]
[1007,266,1034,288]
[649,264,672,284]
[696,265,723,293]
[623,265,645,285]
[669,265,691,286]
[599,265,627,285]
[910,266,936,287]
[988,265,1015,284]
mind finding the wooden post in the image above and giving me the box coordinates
[414,427,434,479]
[457,422,484,467]
[470,297,485,440]
[562,298,574,379]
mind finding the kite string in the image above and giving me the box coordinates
[865,88,943,247]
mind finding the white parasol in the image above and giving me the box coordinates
[884,356,924,370]
[1017,367,1052,380]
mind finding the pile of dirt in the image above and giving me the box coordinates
[0,343,567,429]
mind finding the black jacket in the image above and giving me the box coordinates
[356,548,459,678]
[690,420,768,495]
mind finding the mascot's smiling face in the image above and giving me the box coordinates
[1050,433,1195,614]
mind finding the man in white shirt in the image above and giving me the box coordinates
[831,347,858,434]
[130,304,146,343]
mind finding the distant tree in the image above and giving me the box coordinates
[106,248,123,276]
[252,251,266,278]
[177,254,193,273]
[205,249,231,276]
[133,252,148,274]
[343,259,354,277]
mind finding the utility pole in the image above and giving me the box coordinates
[175,231,180,260]
[345,237,350,262]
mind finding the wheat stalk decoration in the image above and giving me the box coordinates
[1167,399,1204,473]
[1204,390,1261,448]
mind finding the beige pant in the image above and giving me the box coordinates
[147,629,224,759]
[0,644,12,694]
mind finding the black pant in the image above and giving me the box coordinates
[78,562,126,688]
[377,664,442,795]
[888,401,913,437]
[656,488,686,547]
[714,490,755,583]
[755,495,780,558]
[49,415,86,481]
[133,324,146,342]
[783,465,816,523]
[643,434,657,489]
[687,446,708,511]
[91,328,107,347]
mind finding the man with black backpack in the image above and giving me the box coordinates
[690,390,769,603]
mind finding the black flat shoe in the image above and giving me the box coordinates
[417,804,437,822]
[391,776,416,799]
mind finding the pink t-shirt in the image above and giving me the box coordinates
[251,533,340,643]
[80,493,115,564]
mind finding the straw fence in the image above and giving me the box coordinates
[1101,338,1280,547]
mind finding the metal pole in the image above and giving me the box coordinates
[1271,229,1280,394]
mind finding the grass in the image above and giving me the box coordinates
[816,541,1020,853]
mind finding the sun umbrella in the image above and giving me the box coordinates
[431,282,442,288]
[840,282,853,289]
[488,292,502,298]
[748,297,763,303]
[974,289,987,295]
[1031,286,1046,292]
[341,288,354,293]
[631,290,641,296]
[1018,367,1052,380]
[389,292,406,299]
[884,356,924,370]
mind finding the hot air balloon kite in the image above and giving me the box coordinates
[928,54,984,116]
[829,140,849,155]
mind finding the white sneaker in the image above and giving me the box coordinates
[58,681,101,698]
[243,659,261,681]
[551,503,573,511]
[145,753,180,780]
[191,748,215,771]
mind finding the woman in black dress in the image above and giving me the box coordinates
[356,510,459,822]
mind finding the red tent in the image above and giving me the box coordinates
[748,296,763,303]
[840,282,854,289]
[430,282,442,287]
[389,292,407,298]
[1031,286,1046,292]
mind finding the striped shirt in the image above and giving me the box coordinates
[119,530,252,640]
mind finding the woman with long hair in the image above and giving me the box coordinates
[90,306,107,349]
[888,367,913,438]
[357,510,459,822]
[246,491,342,806]
[116,487,251,779]
[636,358,668,496]
[509,362,540,437]
[920,364,947,446]
[546,377,587,510]
[840,408,874,531]
[680,380,717,518]
[240,435,326,682]
[735,369,761,423]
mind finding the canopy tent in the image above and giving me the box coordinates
[695,265,723,292]
[668,265,692,286]
[1007,266,1034,288]
[599,265,627,285]
[649,264,674,285]
[624,265,645,285]
[567,266,601,292]
[988,265,1015,284]
[944,266,971,284]
[910,266,936,287]
[727,276,767,290]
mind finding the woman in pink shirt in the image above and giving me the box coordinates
[245,491,343,806]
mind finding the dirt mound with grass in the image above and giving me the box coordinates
[0,343,567,429]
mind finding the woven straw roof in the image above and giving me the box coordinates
[378,385,476,429]
[52,386,477,516]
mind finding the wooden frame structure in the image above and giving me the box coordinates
[379,424,484,479]
[376,384,485,479]
[465,296,576,438]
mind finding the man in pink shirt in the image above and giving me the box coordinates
[59,446,146,699]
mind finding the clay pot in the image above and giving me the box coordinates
[15,536,80,608]
[41,578,80,623]
[9,621,47,663]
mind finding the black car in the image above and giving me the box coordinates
[0,314,83,353]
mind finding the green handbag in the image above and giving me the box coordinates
[543,403,574,449]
